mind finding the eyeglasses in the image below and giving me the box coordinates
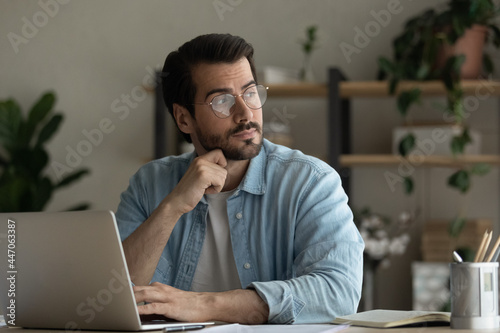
[191,85,268,119]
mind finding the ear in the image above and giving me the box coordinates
[173,103,194,135]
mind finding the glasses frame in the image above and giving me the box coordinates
[189,84,269,119]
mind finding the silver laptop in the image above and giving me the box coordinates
[0,210,213,331]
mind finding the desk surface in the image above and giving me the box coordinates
[3,325,500,333]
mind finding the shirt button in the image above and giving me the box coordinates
[236,212,243,220]
[244,263,251,269]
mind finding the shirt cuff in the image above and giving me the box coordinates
[248,280,305,324]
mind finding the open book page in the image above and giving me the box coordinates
[332,310,450,328]
[202,323,349,333]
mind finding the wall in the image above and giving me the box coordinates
[1,0,498,310]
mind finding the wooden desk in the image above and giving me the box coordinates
[4,325,500,332]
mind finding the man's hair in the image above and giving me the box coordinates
[161,33,257,143]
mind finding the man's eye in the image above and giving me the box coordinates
[244,86,258,99]
[214,95,232,105]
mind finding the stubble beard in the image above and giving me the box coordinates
[196,122,263,160]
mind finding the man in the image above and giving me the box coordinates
[116,33,363,324]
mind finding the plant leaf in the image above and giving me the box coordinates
[489,24,500,48]
[0,176,29,212]
[397,88,421,116]
[55,168,90,189]
[455,247,475,262]
[378,57,396,75]
[404,176,414,195]
[0,99,22,148]
[36,114,63,147]
[28,176,53,211]
[450,137,463,155]
[450,128,472,156]
[442,72,455,91]
[388,78,399,95]
[28,92,56,125]
[64,202,91,211]
[483,53,494,74]
[398,133,416,156]
[9,146,49,179]
[22,92,56,146]
[448,216,466,238]
[452,54,466,74]
[448,169,470,193]
[0,155,7,167]
[470,163,491,176]
[416,63,430,80]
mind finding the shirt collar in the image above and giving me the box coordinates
[238,139,267,195]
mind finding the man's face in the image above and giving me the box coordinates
[189,57,263,160]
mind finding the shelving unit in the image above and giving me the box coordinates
[265,69,500,195]
[340,154,500,168]
[267,78,500,98]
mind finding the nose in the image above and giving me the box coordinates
[232,95,254,123]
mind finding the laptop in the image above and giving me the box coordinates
[0,210,213,331]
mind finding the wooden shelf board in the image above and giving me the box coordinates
[341,80,500,97]
[340,154,500,167]
[266,83,327,97]
[266,80,500,98]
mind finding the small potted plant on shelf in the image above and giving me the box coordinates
[298,25,319,82]
[378,0,499,241]
[0,91,90,212]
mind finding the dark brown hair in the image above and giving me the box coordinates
[162,33,257,143]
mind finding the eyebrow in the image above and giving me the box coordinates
[204,80,257,101]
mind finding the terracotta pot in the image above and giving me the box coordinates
[435,24,488,79]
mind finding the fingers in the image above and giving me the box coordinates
[200,149,228,194]
[202,149,227,168]
[189,150,228,194]
[132,284,194,320]
[133,283,170,303]
[137,302,158,315]
[162,149,229,215]
[193,159,227,194]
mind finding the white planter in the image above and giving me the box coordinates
[258,66,300,84]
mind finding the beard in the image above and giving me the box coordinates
[195,121,263,160]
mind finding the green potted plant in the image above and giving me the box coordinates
[298,25,319,82]
[378,0,499,239]
[0,91,90,212]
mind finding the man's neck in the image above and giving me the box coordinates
[222,159,250,191]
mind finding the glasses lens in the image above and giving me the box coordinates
[211,94,235,118]
[209,85,268,118]
[244,85,267,109]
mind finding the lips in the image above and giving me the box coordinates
[232,128,257,140]
[228,122,261,140]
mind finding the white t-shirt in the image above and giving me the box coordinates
[190,190,242,292]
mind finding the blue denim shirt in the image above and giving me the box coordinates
[116,139,364,324]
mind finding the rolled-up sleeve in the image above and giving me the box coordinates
[115,167,150,242]
[249,169,364,324]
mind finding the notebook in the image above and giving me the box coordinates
[332,309,450,328]
[0,210,213,331]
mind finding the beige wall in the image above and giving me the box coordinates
[1,0,498,310]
